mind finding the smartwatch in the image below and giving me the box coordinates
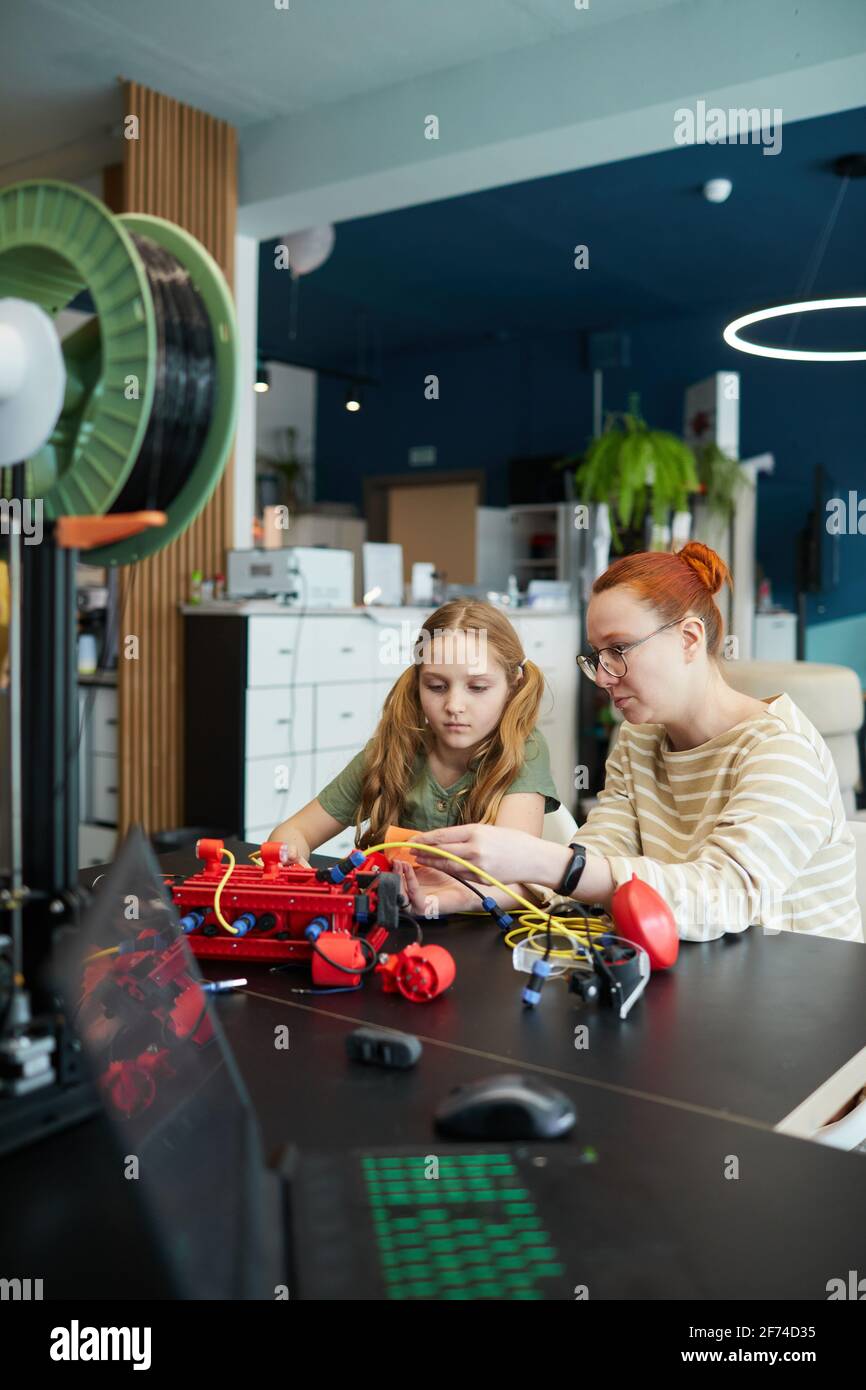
[558,842,587,897]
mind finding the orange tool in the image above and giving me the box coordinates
[384,825,422,866]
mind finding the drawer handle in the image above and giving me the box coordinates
[339,712,353,719]
[339,646,355,654]
[276,718,292,725]
[278,647,294,655]
[105,717,118,726]
[106,787,118,795]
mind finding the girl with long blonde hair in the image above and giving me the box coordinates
[268,599,561,916]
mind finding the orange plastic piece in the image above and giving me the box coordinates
[384,825,422,865]
[55,512,167,550]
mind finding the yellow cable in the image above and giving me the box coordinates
[85,945,120,962]
[365,840,611,936]
[502,923,599,958]
[213,848,239,933]
[236,839,610,940]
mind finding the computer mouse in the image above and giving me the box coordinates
[434,1074,577,1140]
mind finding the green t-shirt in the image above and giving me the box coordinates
[317,729,561,831]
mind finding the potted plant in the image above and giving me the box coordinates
[256,426,306,514]
[560,399,700,553]
[694,440,754,524]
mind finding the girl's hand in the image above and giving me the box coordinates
[411,823,569,889]
[265,838,311,868]
[392,858,476,919]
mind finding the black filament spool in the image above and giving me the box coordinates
[110,233,217,515]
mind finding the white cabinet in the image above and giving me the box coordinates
[78,682,120,865]
[512,613,579,810]
[91,752,119,824]
[245,687,315,758]
[79,822,117,869]
[298,617,371,682]
[247,616,301,687]
[244,752,315,834]
[90,687,119,755]
[315,681,380,751]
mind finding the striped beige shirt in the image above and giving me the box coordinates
[547,692,863,943]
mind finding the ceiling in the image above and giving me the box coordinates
[0,0,682,179]
[257,105,866,373]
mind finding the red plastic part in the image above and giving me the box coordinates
[84,936,214,1049]
[358,852,392,874]
[195,838,225,873]
[259,840,290,876]
[611,874,679,969]
[101,1049,175,1118]
[311,932,366,988]
[171,848,394,965]
[377,943,456,1001]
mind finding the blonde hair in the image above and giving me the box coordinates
[353,600,546,848]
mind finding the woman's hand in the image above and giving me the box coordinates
[411,823,571,890]
[392,858,477,919]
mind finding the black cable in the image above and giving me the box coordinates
[426,863,511,925]
[544,902,554,962]
[396,908,422,944]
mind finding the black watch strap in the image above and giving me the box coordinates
[559,842,587,897]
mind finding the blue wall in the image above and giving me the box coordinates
[316,309,866,631]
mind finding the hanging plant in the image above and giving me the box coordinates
[559,406,700,553]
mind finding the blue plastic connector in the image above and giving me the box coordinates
[522,957,553,1008]
[304,916,329,943]
[482,895,514,930]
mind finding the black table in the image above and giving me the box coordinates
[153,840,866,1135]
[3,839,865,1300]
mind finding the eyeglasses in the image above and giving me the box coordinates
[576,618,686,683]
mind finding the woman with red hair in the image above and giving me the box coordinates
[409,542,863,942]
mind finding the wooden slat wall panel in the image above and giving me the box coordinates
[118,81,238,833]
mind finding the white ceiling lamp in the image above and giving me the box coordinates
[724,298,866,361]
[723,153,866,363]
[703,177,733,203]
[281,225,336,342]
[281,225,336,277]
